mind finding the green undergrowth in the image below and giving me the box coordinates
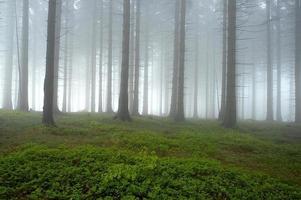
[1,145,300,200]
[0,110,301,199]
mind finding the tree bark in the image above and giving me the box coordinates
[116,0,131,121]
[62,0,69,113]
[169,0,180,118]
[174,0,186,122]
[106,0,114,113]
[276,0,282,122]
[219,0,227,121]
[3,0,15,110]
[98,0,104,113]
[132,0,141,116]
[18,0,29,112]
[295,0,301,123]
[266,0,274,121]
[142,29,149,116]
[223,0,237,128]
[53,0,62,113]
[91,0,97,113]
[193,32,199,119]
[43,0,57,126]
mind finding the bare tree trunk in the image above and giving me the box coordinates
[295,0,301,123]
[106,0,113,113]
[266,0,274,121]
[223,0,237,128]
[3,0,15,110]
[174,0,186,122]
[43,0,57,126]
[128,0,135,113]
[276,0,282,122]
[98,0,104,113]
[252,64,256,120]
[193,32,199,119]
[219,0,227,121]
[53,0,62,113]
[142,30,149,116]
[62,1,69,113]
[116,0,131,121]
[18,0,29,112]
[169,0,180,118]
[132,0,141,116]
[67,2,74,112]
[90,0,97,113]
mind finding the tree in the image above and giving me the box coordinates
[116,0,131,121]
[132,0,141,116]
[2,0,15,110]
[18,0,29,112]
[106,0,114,113]
[53,0,62,113]
[266,0,274,121]
[169,0,180,118]
[174,0,186,122]
[98,0,104,113]
[276,0,282,121]
[142,26,149,116]
[223,0,237,128]
[62,0,69,113]
[295,0,301,123]
[91,0,97,113]
[193,31,199,119]
[43,0,57,126]
[219,0,227,121]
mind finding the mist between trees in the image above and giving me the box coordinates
[0,0,300,127]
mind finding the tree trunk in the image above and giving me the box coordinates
[174,0,186,122]
[295,0,301,123]
[91,0,97,113]
[116,0,131,121]
[98,0,104,113]
[223,0,237,128]
[252,64,256,120]
[193,32,199,119]
[128,0,135,113]
[266,0,274,121]
[106,0,113,113]
[53,0,62,113]
[132,0,141,116]
[18,0,29,112]
[276,0,282,122]
[67,2,74,112]
[62,1,69,113]
[43,0,57,126]
[169,0,180,118]
[142,30,149,116]
[219,0,227,121]
[3,0,15,110]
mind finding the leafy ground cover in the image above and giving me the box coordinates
[0,110,301,199]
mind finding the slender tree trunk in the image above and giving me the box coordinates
[3,0,15,110]
[62,1,69,113]
[128,0,135,113]
[193,32,199,119]
[266,0,274,121]
[174,0,186,122]
[43,0,57,126]
[223,0,237,128]
[18,0,29,111]
[116,0,131,121]
[219,0,227,121]
[142,31,149,116]
[90,0,97,113]
[276,0,282,121]
[67,2,74,112]
[252,64,256,120]
[295,0,301,123]
[106,0,113,113]
[98,0,104,113]
[132,0,141,115]
[53,0,62,113]
[169,0,180,117]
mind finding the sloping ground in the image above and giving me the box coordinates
[0,110,301,199]
[0,145,300,200]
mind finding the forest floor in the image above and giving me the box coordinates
[0,110,301,199]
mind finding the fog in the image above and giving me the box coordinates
[0,0,300,124]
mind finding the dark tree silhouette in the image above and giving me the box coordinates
[116,0,131,121]
[295,0,301,123]
[43,0,57,126]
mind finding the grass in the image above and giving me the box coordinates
[0,110,301,199]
